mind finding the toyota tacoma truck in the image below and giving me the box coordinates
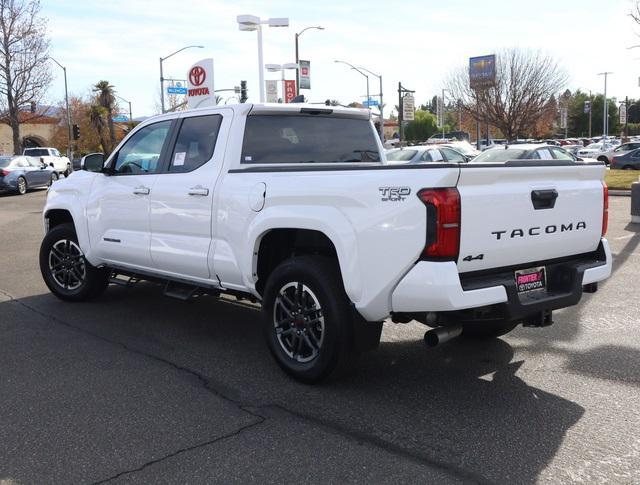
[39,103,612,383]
[24,147,72,177]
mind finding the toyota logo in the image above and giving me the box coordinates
[189,66,206,87]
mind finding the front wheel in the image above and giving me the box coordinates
[262,256,356,383]
[39,223,109,301]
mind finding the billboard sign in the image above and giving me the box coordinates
[560,108,568,129]
[402,94,415,121]
[584,100,591,113]
[284,80,296,103]
[469,54,496,90]
[265,80,278,103]
[299,60,311,89]
[620,103,627,125]
[187,58,216,109]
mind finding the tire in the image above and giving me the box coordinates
[48,172,59,186]
[39,223,109,302]
[262,256,356,383]
[461,321,518,340]
[597,156,608,165]
[16,176,27,195]
[623,165,634,170]
[64,163,70,178]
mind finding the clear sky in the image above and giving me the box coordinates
[42,0,640,118]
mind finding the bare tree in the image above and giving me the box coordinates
[446,49,567,140]
[631,1,640,27]
[0,0,51,154]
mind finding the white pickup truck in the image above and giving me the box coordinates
[23,147,72,177]
[39,104,612,382]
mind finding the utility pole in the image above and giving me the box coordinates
[441,88,446,140]
[359,66,384,141]
[598,72,613,137]
[589,90,592,139]
[50,57,72,160]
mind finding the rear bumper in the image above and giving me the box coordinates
[391,239,611,318]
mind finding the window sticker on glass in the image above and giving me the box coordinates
[244,156,252,161]
[174,152,186,166]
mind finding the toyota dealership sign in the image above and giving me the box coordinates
[187,58,216,109]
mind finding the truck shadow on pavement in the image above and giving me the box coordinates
[2,285,588,484]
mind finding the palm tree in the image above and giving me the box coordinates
[93,81,116,152]
[88,104,109,154]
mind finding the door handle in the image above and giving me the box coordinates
[531,189,558,210]
[133,186,150,195]
[188,186,209,196]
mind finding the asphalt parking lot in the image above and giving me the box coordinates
[1,188,639,484]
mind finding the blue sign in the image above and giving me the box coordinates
[363,99,379,107]
[112,115,129,122]
[469,54,496,90]
[167,86,188,94]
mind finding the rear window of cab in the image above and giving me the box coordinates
[241,115,380,164]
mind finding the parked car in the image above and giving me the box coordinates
[611,148,640,169]
[0,155,58,195]
[23,147,72,177]
[386,145,470,164]
[470,144,584,163]
[599,142,640,165]
[442,140,480,159]
[39,103,611,383]
[577,143,614,163]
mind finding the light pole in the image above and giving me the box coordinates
[295,26,323,96]
[237,15,290,103]
[358,66,384,141]
[334,60,369,109]
[49,57,72,159]
[160,45,204,113]
[114,94,133,122]
[441,88,450,140]
[598,72,613,138]
[266,63,299,102]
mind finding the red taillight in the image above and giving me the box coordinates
[418,188,461,259]
[0,169,8,177]
[602,181,608,237]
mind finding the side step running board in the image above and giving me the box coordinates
[163,281,201,301]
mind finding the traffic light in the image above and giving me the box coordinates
[240,80,248,103]
[72,124,80,140]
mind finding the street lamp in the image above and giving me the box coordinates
[114,94,133,123]
[334,60,369,109]
[295,26,323,96]
[237,15,290,103]
[265,63,299,102]
[49,57,72,159]
[160,45,204,113]
[598,72,613,138]
[357,66,384,141]
[441,88,451,140]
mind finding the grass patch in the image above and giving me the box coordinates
[605,170,639,190]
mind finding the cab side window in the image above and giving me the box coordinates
[169,115,222,173]
[111,121,172,175]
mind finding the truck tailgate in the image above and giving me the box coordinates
[456,162,606,273]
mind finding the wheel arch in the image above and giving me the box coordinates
[246,209,362,303]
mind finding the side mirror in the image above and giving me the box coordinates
[81,153,105,172]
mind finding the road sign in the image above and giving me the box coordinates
[284,80,296,103]
[300,60,311,89]
[112,115,129,122]
[403,94,415,121]
[436,96,444,127]
[167,86,187,94]
[584,100,591,113]
[265,80,278,103]
[363,99,379,107]
[469,54,496,90]
[620,103,627,125]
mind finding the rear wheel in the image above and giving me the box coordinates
[262,256,356,383]
[64,163,70,177]
[48,172,59,186]
[39,223,109,301]
[16,176,27,195]
[461,321,518,340]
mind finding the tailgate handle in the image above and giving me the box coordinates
[531,189,558,210]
